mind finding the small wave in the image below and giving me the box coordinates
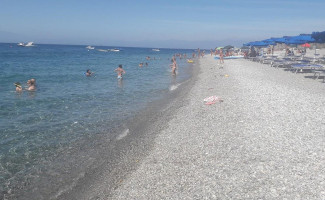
[169,83,181,91]
[53,172,85,199]
[116,128,129,140]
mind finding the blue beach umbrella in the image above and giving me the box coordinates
[311,31,325,43]
[244,40,274,47]
[285,34,315,45]
[252,41,270,47]
[262,39,276,45]
[269,37,287,43]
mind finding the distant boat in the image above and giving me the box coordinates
[110,48,120,52]
[25,42,34,47]
[17,42,35,47]
[152,49,160,52]
[86,45,95,50]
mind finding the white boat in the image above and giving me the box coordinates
[17,42,25,47]
[152,49,160,52]
[86,45,95,50]
[110,48,120,52]
[25,42,34,47]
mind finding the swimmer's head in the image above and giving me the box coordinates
[86,69,90,73]
[118,64,122,68]
[14,82,22,88]
[30,79,36,85]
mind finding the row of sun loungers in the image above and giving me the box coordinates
[247,54,325,82]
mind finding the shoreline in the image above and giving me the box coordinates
[54,58,201,199]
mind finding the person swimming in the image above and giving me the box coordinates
[14,82,23,92]
[114,64,126,79]
[27,79,36,91]
[85,69,93,76]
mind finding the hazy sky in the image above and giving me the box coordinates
[0,0,324,48]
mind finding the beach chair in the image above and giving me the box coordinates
[291,63,324,74]
[312,69,325,82]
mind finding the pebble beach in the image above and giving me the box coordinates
[106,54,325,199]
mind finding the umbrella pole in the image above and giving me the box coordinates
[314,43,316,63]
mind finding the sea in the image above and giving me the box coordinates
[0,43,195,199]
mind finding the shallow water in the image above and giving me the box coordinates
[0,43,195,197]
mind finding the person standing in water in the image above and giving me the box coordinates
[114,64,126,79]
[170,59,177,75]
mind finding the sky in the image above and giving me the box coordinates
[0,0,324,49]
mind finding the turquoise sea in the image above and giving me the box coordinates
[0,43,195,198]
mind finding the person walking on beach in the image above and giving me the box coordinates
[219,49,224,64]
[114,64,126,79]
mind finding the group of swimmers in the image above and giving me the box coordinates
[86,65,126,79]
[14,78,36,92]
[16,52,203,92]
[138,62,148,67]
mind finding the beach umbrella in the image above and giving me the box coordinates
[216,47,223,50]
[270,37,287,43]
[223,45,234,49]
[301,43,311,48]
[251,41,270,47]
[312,31,325,43]
[285,34,315,45]
[261,39,276,45]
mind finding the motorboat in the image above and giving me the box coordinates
[152,49,160,52]
[110,48,120,52]
[86,45,95,50]
[18,42,35,47]
[25,42,34,47]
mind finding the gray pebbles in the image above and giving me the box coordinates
[110,56,325,199]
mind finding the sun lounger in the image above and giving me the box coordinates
[312,69,325,82]
[290,64,324,74]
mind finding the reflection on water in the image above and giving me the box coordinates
[117,78,124,89]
